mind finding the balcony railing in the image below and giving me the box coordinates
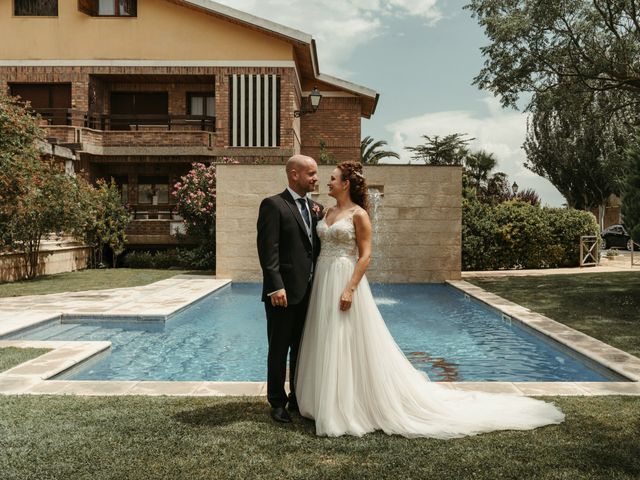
[35,109,216,132]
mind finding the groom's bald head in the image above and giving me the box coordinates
[286,155,318,195]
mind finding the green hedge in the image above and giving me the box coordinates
[122,246,215,270]
[462,199,599,270]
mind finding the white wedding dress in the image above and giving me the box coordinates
[296,213,565,438]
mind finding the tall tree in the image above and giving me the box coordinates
[405,133,474,165]
[466,0,640,114]
[360,136,400,164]
[621,137,640,245]
[82,179,131,268]
[464,150,498,190]
[0,92,42,248]
[524,89,632,223]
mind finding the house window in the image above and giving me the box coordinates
[9,83,71,125]
[14,0,58,16]
[138,176,168,205]
[187,92,215,117]
[229,74,280,147]
[98,0,137,17]
[105,175,129,204]
[82,0,136,16]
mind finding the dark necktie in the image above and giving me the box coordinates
[297,198,311,228]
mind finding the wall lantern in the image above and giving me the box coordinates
[294,87,322,117]
[511,181,519,195]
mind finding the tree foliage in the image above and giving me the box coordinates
[360,136,400,164]
[318,140,337,165]
[1,91,131,277]
[466,0,640,112]
[464,150,497,190]
[82,179,131,268]
[406,133,474,165]
[621,137,640,243]
[463,198,599,270]
[0,92,43,248]
[524,89,632,212]
[0,91,90,278]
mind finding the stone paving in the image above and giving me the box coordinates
[0,274,639,397]
[462,255,638,278]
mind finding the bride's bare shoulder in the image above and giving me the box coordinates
[352,207,371,225]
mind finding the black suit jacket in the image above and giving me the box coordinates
[257,189,323,305]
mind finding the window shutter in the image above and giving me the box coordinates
[229,74,280,147]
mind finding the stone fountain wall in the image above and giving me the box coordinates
[215,165,461,283]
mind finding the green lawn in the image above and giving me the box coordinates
[0,395,638,480]
[0,269,210,298]
[0,347,50,372]
[468,271,640,358]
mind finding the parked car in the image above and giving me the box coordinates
[601,224,638,250]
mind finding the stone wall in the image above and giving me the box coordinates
[0,245,90,283]
[216,164,462,283]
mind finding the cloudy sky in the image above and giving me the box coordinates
[216,0,566,206]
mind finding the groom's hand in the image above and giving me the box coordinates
[271,289,288,308]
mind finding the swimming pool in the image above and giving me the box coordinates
[4,283,624,382]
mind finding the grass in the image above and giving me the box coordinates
[0,347,50,372]
[0,269,212,298]
[0,395,638,480]
[468,271,640,358]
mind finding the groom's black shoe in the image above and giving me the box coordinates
[270,407,292,423]
[287,394,299,413]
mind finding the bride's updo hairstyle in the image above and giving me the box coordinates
[337,161,369,213]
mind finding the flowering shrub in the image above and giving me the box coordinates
[171,162,219,269]
[172,162,216,239]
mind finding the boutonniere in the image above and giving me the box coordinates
[311,204,321,216]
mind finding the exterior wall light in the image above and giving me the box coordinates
[511,181,519,195]
[294,87,322,117]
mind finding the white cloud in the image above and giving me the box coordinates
[384,97,566,206]
[212,0,442,76]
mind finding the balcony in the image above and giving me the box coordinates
[37,109,217,156]
[125,208,195,246]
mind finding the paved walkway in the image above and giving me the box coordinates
[0,274,230,337]
[463,255,638,279]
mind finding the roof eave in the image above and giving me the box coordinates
[182,0,312,43]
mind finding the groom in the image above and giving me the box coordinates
[257,155,323,423]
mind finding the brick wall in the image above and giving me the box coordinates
[1,66,363,162]
[300,96,362,163]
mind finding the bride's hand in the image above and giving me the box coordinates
[340,288,354,311]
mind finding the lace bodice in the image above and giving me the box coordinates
[317,216,358,258]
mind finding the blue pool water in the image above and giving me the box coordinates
[6,283,623,382]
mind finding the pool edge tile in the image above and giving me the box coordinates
[447,280,640,383]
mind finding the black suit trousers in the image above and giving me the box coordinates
[265,283,311,408]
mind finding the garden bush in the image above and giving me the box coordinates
[121,247,214,270]
[462,199,599,270]
[121,251,156,269]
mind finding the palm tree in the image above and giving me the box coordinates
[361,136,400,164]
[464,150,497,190]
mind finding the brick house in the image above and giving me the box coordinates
[0,0,378,246]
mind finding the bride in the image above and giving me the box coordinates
[295,161,564,438]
